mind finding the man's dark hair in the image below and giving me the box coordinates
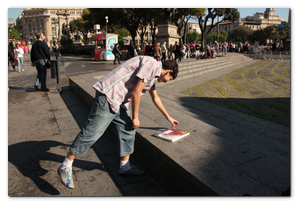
[162,60,178,80]
[36,32,43,39]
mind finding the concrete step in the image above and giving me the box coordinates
[158,55,255,86]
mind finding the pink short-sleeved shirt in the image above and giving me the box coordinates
[93,56,161,113]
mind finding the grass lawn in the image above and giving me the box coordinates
[181,60,291,127]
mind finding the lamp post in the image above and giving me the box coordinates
[105,16,108,34]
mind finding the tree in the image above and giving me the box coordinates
[196,8,240,48]
[177,8,205,44]
[186,31,201,43]
[229,25,253,43]
[8,27,20,40]
[250,25,290,46]
[207,30,228,43]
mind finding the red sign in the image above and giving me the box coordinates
[95,34,106,39]
[94,48,106,60]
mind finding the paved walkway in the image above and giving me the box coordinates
[8,56,167,197]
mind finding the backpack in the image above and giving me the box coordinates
[173,44,177,52]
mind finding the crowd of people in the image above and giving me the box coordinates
[116,39,289,65]
[117,40,234,64]
[8,41,29,73]
[8,32,52,92]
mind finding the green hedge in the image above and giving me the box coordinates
[60,47,94,55]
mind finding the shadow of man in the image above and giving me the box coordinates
[8,140,105,196]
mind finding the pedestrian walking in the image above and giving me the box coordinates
[222,41,228,56]
[126,41,137,60]
[195,42,200,59]
[112,43,121,64]
[161,42,167,62]
[15,44,24,72]
[169,44,173,60]
[214,41,219,54]
[53,45,60,59]
[153,42,162,61]
[30,32,50,92]
[57,56,180,189]
[174,42,180,61]
[145,41,153,56]
[23,45,28,59]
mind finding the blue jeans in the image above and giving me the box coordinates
[70,91,136,157]
[35,59,47,90]
[17,57,24,72]
[222,47,227,55]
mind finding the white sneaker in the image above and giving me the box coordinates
[57,166,74,189]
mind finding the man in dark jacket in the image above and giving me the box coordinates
[113,43,121,64]
[31,32,50,91]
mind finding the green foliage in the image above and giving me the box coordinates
[229,25,253,42]
[195,8,240,47]
[113,27,130,49]
[8,27,20,40]
[248,25,290,45]
[206,30,228,43]
[186,31,201,43]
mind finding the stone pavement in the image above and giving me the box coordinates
[7,53,291,197]
[8,56,167,196]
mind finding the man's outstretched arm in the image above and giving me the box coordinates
[149,90,179,127]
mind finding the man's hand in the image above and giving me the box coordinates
[167,116,179,127]
[132,117,140,129]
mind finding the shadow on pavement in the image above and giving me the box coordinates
[8,140,105,195]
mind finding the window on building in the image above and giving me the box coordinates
[52,27,56,31]
[29,24,31,27]
[70,17,75,21]
[37,23,40,27]
[33,19,35,22]
[70,11,75,14]
[36,18,40,22]
[76,11,81,14]
[41,23,44,26]
[50,11,56,14]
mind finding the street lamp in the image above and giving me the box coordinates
[105,16,108,34]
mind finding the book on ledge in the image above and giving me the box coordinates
[154,128,190,142]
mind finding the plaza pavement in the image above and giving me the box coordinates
[8,52,290,196]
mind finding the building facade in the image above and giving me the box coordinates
[209,8,284,36]
[16,8,84,46]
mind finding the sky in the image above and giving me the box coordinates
[8,8,290,21]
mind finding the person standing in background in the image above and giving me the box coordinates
[31,32,50,92]
[161,42,167,62]
[153,42,162,61]
[113,43,122,65]
[15,44,24,72]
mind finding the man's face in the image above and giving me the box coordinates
[158,70,173,83]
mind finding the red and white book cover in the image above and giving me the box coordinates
[154,128,190,142]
